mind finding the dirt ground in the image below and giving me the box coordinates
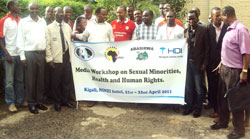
[0,99,250,139]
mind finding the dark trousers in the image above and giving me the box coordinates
[206,67,219,112]
[44,63,52,100]
[51,52,72,104]
[218,64,244,134]
[25,51,45,105]
[185,61,206,111]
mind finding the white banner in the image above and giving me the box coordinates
[71,39,187,104]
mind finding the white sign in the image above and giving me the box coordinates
[71,39,187,104]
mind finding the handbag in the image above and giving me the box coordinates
[225,81,250,112]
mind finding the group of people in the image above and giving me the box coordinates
[0,0,250,138]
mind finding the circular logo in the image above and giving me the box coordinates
[74,46,95,61]
[105,47,119,63]
[125,26,129,30]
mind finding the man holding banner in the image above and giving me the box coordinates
[73,7,114,107]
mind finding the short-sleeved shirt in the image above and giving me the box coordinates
[221,20,250,69]
[111,18,136,41]
[132,23,158,40]
[156,24,184,40]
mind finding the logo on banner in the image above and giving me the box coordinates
[159,47,183,58]
[105,47,119,63]
[74,46,95,61]
[136,52,148,60]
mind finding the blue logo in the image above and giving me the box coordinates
[160,47,182,55]
[74,46,95,61]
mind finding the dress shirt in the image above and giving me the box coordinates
[221,20,250,69]
[213,22,224,43]
[17,15,47,60]
[156,24,184,40]
[132,23,158,40]
[3,15,21,56]
[76,20,114,42]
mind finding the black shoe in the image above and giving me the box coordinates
[227,131,244,139]
[28,105,38,114]
[36,104,48,111]
[63,102,75,108]
[193,110,201,118]
[182,109,192,115]
[210,123,228,130]
[54,104,61,112]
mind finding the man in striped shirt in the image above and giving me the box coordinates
[132,10,158,40]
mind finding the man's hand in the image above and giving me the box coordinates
[21,60,27,68]
[240,72,248,83]
[6,53,13,64]
[49,62,55,69]
[200,64,206,71]
[212,62,222,74]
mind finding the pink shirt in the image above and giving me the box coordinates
[221,20,250,68]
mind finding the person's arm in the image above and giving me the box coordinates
[201,27,209,71]
[16,20,27,68]
[240,54,250,83]
[109,25,114,42]
[45,27,55,69]
[2,19,12,63]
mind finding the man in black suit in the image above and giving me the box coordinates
[206,7,228,119]
[183,10,209,118]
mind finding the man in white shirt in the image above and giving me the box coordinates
[17,2,48,114]
[73,7,114,108]
[74,7,114,42]
[0,0,24,112]
[156,10,184,40]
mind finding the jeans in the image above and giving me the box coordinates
[185,61,206,111]
[4,56,24,106]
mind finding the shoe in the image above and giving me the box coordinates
[63,102,75,108]
[104,102,113,108]
[214,117,220,123]
[193,110,201,118]
[8,104,17,112]
[209,112,218,118]
[182,109,192,115]
[36,104,48,110]
[227,131,244,139]
[28,105,38,114]
[54,104,61,112]
[87,101,97,107]
[210,123,228,130]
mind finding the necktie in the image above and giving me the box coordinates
[59,24,66,52]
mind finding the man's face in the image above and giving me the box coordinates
[127,7,134,18]
[45,7,53,19]
[166,11,175,25]
[116,7,126,21]
[164,4,172,13]
[212,10,222,26]
[159,4,164,16]
[221,13,229,25]
[134,10,142,22]
[142,11,152,25]
[55,8,64,23]
[84,8,93,20]
[96,9,107,23]
[29,3,39,17]
[77,18,87,32]
[12,1,21,14]
[64,8,72,20]
[188,13,198,28]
